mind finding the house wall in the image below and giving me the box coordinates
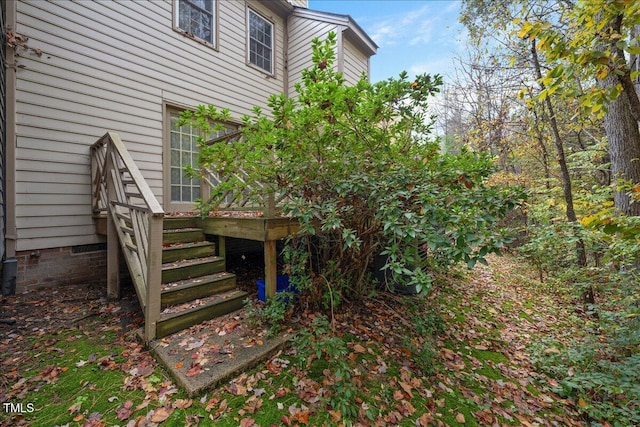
[286,0,308,8]
[287,11,374,94]
[13,0,288,255]
[10,0,373,290]
[287,13,338,96]
[342,36,370,85]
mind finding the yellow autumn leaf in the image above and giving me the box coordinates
[580,215,598,227]
[592,103,603,114]
[517,22,533,39]
[578,397,588,408]
[596,67,609,80]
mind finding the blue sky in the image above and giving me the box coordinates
[308,1,466,83]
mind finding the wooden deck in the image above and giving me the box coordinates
[95,214,299,300]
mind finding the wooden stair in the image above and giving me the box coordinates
[156,217,247,338]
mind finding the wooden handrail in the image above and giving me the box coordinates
[200,132,289,217]
[90,132,163,342]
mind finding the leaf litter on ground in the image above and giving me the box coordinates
[0,253,589,426]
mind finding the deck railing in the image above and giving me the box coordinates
[91,132,164,342]
[200,131,290,217]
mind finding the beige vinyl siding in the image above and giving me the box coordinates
[287,15,337,96]
[14,0,287,251]
[286,0,308,8]
[342,37,369,85]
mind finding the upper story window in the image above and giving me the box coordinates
[175,0,215,46]
[248,9,273,74]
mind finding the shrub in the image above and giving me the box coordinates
[180,32,524,306]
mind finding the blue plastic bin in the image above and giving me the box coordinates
[256,275,291,302]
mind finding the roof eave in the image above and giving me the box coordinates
[292,7,378,56]
[261,0,295,17]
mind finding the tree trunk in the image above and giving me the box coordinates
[600,15,640,216]
[531,40,589,274]
[601,73,640,216]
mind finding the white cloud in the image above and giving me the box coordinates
[370,23,399,47]
[408,57,456,79]
[369,3,459,49]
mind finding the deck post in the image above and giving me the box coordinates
[144,214,164,343]
[218,236,226,268]
[106,210,120,299]
[263,192,276,218]
[264,239,277,299]
[105,145,120,300]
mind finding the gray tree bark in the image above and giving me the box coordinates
[600,17,640,216]
[602,69,640,216]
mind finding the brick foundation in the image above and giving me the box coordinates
[15,246,108,291]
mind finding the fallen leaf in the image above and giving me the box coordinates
[173,398,193,409]
[185,414,201,426]
[186,339,205,351]
[456,413,466,423]
[116,400,134,421]
[353,343,367,353]
[416,412,434,426]
[399,381,413,397]
[240,417,255,427]
[136,400,150,411]
[150,406,174,423]
[186,364,202,377]
[67,403,81,413]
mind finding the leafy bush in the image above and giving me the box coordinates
[526,207,640,426]
[181,32,525,306]
[292,315,363,420]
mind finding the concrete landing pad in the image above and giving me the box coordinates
[146,310,291,396]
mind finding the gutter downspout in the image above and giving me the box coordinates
[2,0,17,295]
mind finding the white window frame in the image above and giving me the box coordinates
[174,0,217,48]
[164,107,238,212]
[247,8,274,75]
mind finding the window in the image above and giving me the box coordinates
[168,111,235,206]
[248,9,273,74]
[169,113,201,204]
[175,0,215,45]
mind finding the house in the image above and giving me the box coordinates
[0,0,377,297]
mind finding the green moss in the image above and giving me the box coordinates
[474,365,505,380]
[527,383,541,396]
[468,348,508,364]
[502,300,515,312]
[438,391,479,426]
[518,311,534,322]
[475,325,488,334]
[15,333,152,426]
[454,311,467,323]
